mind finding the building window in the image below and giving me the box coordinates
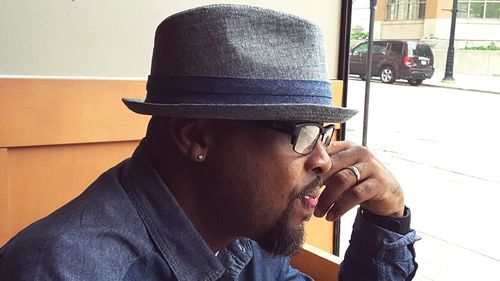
[386,0,426,20]
[458,0,500,19]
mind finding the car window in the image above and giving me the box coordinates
[352,43,368,55]
[389,42,403,55]
[408,42,433,57]
[373,42,388,55]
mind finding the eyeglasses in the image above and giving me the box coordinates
[257,121,335,155]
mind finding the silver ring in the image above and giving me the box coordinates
[346,166,361,182]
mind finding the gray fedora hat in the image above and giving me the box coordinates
[123,4,357,123]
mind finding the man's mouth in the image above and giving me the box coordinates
[298,177,323,210]
[300,188,321,209]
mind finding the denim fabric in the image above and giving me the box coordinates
[0,142,418,280]
[339,209,421,281]
[145,76,332,105]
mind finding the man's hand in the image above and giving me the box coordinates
[314,141,405,221]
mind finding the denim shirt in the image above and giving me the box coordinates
[0,143,419,280]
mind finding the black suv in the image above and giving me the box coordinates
[349,40,434,86]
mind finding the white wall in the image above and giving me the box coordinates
[379,20,424,40]
[432,49,500,75]
[423,18,451,39]
[456,19,500,41]
[0,0,342,79]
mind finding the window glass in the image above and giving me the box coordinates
[386,1,397,20]
[486,2,500,19]
[458,2,469,18]
[408,42,433,57]
[470,2,485,18]
[373,42,388,54]
[418,2,426,18]
[397,3,409,19]
[390,42,404,55]
[458,0,500,19]
[353,43,368,55]
[408,2,418,19]
[386,0,426,20]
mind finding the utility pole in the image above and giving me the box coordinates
[362,0,376,146]
[442,0,458,82]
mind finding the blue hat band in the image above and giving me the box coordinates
[145,76,332,105]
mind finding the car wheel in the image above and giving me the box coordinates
[408,79,423,86]
[380,66,395,84]
[359,74,366,81]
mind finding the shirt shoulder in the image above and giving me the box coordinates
[0,161,154,280]
[236,239,313,281]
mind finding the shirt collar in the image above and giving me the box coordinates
[120,141,226,281]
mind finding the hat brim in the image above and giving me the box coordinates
[123,98,358,123]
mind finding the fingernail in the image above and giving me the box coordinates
[326,212,334,221]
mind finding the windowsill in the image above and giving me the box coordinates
[457,18,500,24]
[381,19,425,25]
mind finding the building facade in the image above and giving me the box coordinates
[374,0,500,47]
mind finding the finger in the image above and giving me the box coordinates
[326,140,355,155]
[325,178,377,221]
[324,145,372,179]
[314,166,363,217]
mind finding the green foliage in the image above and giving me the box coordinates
[464,43,500,51]
[424,34,437,39]
[351,31,368,40]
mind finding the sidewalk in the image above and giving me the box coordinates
[423,71,500,94]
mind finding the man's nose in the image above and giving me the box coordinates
[305,140,332,175]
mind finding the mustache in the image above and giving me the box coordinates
[290,176,324,201]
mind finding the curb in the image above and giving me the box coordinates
[422,83,500,95]
[347,75,499,95]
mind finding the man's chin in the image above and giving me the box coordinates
[255,219,305,257]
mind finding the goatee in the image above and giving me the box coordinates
[256,177,322,256]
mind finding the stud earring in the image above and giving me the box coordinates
[196,154,205,161]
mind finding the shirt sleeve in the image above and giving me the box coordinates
[339,208,421,281]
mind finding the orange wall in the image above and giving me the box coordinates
[0,78,149,245]
[1,141,139,243]
[428,0,453,19]
[0,149,8,243]
[302,80,343,254]
[376,0,388,21]
[0,78,148,148]
[0,77,344,253]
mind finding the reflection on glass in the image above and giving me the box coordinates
[386,0,426,20]
[458,2,469,18]
[470,2,485,18]
[486,3,500,19]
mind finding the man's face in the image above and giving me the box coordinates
[198,120,332,256]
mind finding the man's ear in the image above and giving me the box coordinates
[170,118,210,161]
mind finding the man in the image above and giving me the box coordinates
[0,4,419,280]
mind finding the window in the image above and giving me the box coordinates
[407,42,433,57]
[352,42,389,55]
[373,42,389,54]
[389,42,404,55]
[458,0,500,19]
[352,43,368,55]
[386,0,426,20]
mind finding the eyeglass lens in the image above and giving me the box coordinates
[322,126,334,146]
[294,124,335,154]
[295,125,321,154]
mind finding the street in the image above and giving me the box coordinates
[339,78,500,281]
